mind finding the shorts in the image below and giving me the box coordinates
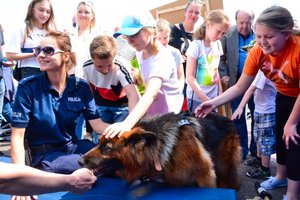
[253,112,276,156]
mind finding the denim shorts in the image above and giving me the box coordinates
[253,112,276,156]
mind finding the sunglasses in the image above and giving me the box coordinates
[33,46,64,57]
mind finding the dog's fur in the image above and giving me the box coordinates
[79,112,241,189]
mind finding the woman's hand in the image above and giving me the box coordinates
[68,168,97,194]
[283,122,300,149]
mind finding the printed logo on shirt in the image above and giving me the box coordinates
[12,112,22,118]
[68,97,82,102]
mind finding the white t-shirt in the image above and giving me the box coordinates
[136,45,183,116]
[6,23,46,69]
[252,70,277,114]
[83,56,134,106]
[167,45,183,68]
[185,40,223,102]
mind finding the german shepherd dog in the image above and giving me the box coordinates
[79,112,241,190]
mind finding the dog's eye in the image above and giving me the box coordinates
[106,142,113,148]
[101,142,113,152]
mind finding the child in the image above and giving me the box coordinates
[104,10,184,138]
[195,6,300,199]
[83,35,140,143]
[185,10,230,112]
[6,0,57,80]
[157,18,185,92]
[232,70,277,179]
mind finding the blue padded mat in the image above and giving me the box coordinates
[0,156,236,200]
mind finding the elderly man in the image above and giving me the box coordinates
[219,9,256,161]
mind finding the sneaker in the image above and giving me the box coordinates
[246,167,271,179]
[245,157,261,168]
[260,176,287,190]
[282,195,288,200]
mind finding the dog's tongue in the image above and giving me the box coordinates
[154,154,162,171]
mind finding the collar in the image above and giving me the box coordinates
[42,73,79,94]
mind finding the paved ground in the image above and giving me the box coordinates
[238,155,286,200]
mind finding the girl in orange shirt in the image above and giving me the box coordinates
[195,6,300,200]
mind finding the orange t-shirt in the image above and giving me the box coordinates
[243,35,300,97]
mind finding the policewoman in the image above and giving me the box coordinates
[10,31,108,176]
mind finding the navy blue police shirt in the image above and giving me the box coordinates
[11,72,100,146]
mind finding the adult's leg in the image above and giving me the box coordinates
[231,96,249,159]
[248,95,257,156]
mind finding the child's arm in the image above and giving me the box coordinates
[232,85,256,120]
[177,62,185,91]
[103,77,162,138]
[123,83,141,112]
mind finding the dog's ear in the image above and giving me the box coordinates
[125,129,157,149]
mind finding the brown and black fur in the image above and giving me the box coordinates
[79,112,241,190]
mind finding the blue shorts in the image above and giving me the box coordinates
[253,112,276,156]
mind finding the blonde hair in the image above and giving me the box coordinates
[25,0,56,37]
[77,1,96,30]
[90,35,117,59]
[156,18,171,34]
[142,27,159,55]
[185,0,204,11]
[193,9,230,40]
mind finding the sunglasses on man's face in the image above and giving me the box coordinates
[33,46,64,57]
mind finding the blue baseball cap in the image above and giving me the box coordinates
[113,11,156,38]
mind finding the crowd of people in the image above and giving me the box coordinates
[0,0,299,200]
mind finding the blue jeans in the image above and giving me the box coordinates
[187,98,201,112]
[31,140,95,174]
[93,105,129,143]
[2,96,13,124]
[231,95,256,159]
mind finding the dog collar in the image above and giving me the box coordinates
[177,118,191,127]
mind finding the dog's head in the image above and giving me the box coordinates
[78,127,159,182]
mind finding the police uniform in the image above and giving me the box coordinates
[12,72,99,173]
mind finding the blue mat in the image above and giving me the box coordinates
[0,156,236,200]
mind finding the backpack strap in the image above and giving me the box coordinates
[179,23,190,52]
